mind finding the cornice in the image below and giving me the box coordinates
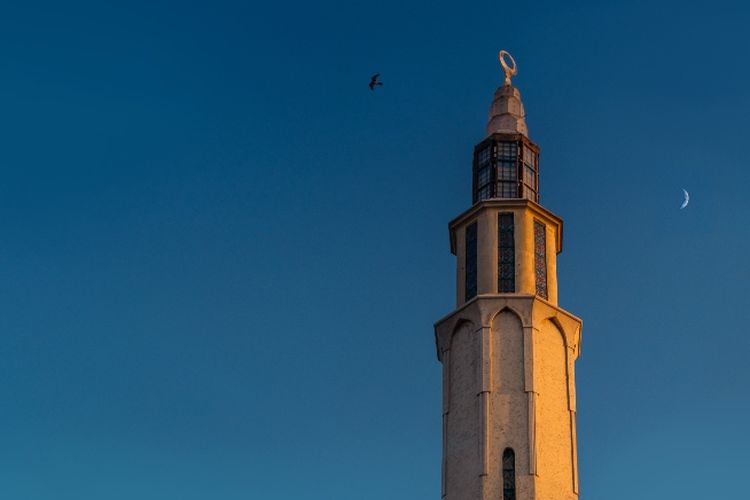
[448,199,564,254]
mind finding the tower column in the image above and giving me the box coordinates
[516,212,535,296]
[523,324,536,476]
[434,52,583,500]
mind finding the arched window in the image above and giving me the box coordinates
[502,448,516,500]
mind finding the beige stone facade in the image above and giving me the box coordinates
[434,81,582,500]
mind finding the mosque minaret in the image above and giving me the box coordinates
[434,51,583,500]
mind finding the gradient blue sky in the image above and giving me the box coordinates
[1,0,749,498]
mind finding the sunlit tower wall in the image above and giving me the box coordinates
[434,53,583,500]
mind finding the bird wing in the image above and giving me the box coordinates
[371,73,380,81]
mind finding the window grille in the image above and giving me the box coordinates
[472,136,539,204]
[498,213,515,293]
[534,221,548,299]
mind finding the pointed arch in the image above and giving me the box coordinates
[489,305,524,328]
[492,308,525,394]
[450,318,476,339]
[542,315,569,348]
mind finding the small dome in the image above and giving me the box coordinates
[486,84,528,137]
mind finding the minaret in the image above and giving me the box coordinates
[434,51,582,500]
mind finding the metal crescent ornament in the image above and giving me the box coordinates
[498,50,518,85]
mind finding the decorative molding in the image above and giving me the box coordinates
[447,199,564,256]
[570,412,579,494]
[528,391,537,476]
[478,326,492,478]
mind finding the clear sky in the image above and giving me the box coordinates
[0,0,748,498]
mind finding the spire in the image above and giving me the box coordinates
[486,50,528,137]
[472,51,539,205]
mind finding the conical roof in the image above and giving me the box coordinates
[486,84,528,137]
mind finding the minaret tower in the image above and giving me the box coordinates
[434,52,582,500]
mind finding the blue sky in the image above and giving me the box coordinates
[0,0,748,498]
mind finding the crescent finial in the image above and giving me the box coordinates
[498,50,517,86]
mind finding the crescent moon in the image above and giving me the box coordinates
[498,50,518,85]
[680,188,689,209]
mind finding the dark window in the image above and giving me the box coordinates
[497,181,518,198]
[521,145,538,203]
[495,142,519,200]
[534,221,548,299]
[473,137,538,204]
[465,222,478,301]
[503,448,516,500]
[498,160,517,181]
[524,165,535,185]
[478,146,491,166]
[498,213,515,293]
[477,185,492,202]
[497,142,517,160]
[477,166,491,186]
[474,146,494,203]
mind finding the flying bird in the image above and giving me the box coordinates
[680,188,690,209]
[369,73,383,91]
